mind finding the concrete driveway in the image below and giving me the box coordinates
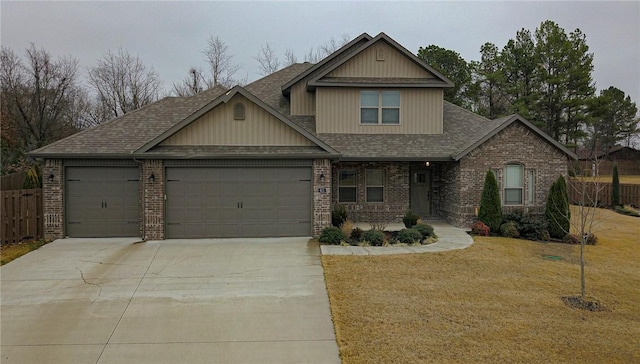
[1,238,340,363]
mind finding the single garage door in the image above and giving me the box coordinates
[66,167,140,237]
[166,167,312,238]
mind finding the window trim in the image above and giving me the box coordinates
[360,90,400,125]
[365,169,384,203]
[504,164,524,206]
[527,169,535,205]
[338,170,357,203]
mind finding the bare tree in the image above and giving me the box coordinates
[172,67,207,97]
[204,35,240,88]
[303,34,351,63]
[0,45,87,160]
[284,48,297,66]
[254,43,280,76]
[87,48,162,122]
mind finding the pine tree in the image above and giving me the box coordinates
[478,170,502,233]
[545,176,570,239]
[612,163,620,207]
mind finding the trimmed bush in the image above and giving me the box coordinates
[331,203,347,227]
[361,229,385,246]
[318,226,345,245]
[350,227,364,241]
[413,223,436,239]
[402,210,420,228]
[500,221,520,238]
[545,175,570,239]
[612,163,620,207]
[471,221,490,236]
[397,228,422,244]
[478,170,502,233]
[614,205,640,217]
[502,210,548,241]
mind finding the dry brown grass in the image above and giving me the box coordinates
[574,175,640,184]
[0,240,49,266]
[322,208,640,363]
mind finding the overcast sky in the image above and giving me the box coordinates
[2,1,639,104]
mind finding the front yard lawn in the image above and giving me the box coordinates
[574,175,640,184]
[322,207,640,363]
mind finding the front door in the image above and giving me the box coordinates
[410,168,431,217]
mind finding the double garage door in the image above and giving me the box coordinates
[65,166,312,238]
[165,167,312,238]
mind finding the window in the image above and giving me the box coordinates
[504,164,523,205]
[233,103,245,120]
[338,170,357,203]
[527,170,535,205]
[366,169,384,202]
[360,90,400,125]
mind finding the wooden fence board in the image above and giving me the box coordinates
[569,180,640,207]
[1,188,43,246]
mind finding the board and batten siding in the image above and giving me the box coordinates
[316,87,443,134]
[290,81,316,116]
[161,94,313,146]
[327,41,435,79]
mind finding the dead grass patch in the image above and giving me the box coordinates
[574,175,640,184]
[322,208,640,363]
[1,240,49,266]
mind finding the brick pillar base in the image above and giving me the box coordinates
[313,159,332,237]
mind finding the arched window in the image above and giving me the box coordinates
[233,103,245,120]
[504,164,524,205]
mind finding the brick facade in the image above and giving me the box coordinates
[450,122,569,227]
[332,162,410,224]
[43,158,64,240]
[312,159,332,236]
[142,159,164,240]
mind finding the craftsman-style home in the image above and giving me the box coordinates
[31,32,576,240]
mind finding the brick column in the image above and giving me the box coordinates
[43,159,64,240]
[142,160,164,240]
[312,159,332,237]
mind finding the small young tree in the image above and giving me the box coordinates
[611,163,620,207]
[478,170,502,233]
[545,175,570,239]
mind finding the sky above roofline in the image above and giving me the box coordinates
[1,1,638,104]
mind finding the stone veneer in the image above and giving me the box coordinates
[43,158,64,240]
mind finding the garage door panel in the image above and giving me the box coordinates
[66,167,140,237]
[165,167,311,238]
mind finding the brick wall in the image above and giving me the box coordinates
[142,160,164,240]
[43,158,64,240]
[332,162,409,224]
[312,159,332,236]
[453,122,569,228]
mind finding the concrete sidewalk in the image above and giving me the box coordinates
[1,237,339,364]
[320,221,473,255]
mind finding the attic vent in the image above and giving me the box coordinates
[234,103,245,120]
[376,48,385,61]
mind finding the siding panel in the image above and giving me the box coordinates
[290,81,316,116]
[162,94,313,146]
[327,41,434,79]
[316,88,443,134]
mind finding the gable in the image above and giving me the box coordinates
[161,93,314,147]
[326,40,436,79]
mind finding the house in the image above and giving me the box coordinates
[30,32,577,240]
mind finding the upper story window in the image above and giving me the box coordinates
[504,164,524,205]
[360,90,400,125]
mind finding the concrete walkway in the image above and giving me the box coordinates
[320,221,473,255]
[1,237,339,364]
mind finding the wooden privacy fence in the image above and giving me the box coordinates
[1,189,43,246]
[568,180,640,207]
